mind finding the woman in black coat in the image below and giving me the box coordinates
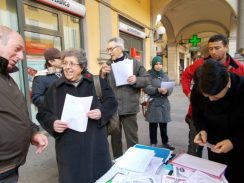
[37,48,118,183]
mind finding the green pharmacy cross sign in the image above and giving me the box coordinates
[189,34,201,47]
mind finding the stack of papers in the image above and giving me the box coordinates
[114,147,155,173]
[171,153,227,178]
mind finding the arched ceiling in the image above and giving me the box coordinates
[156,0,237,45]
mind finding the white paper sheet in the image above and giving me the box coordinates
[160,81,175,89]
[172,153,227,178]
[185,170,228,183]
[61,94,93,132]
[114,147,155,173]
[111,59,133,86]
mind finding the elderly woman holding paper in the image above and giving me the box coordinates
[144,56,175,150]
[36,48,118,183]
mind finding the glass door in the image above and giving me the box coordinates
[23,3,62,123]
[62,14,81,49]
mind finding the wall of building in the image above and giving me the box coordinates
[83,0,101,74]
[84,0,152,74]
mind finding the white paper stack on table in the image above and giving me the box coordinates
[114,147,155,173]
[96,145,167,183]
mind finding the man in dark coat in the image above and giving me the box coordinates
[0,25,48,182]
[37,48,118,183]
[191,59,244,183]
[101,37,149,158]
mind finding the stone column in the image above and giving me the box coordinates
[167,43,179,84]
[228,15,237,57]
[98,0,112,64]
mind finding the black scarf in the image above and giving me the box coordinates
[0,56,8,75]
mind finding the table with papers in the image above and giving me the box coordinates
[96,144,228,183]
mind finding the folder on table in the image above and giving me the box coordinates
[134,144,172,163]
[171,153,227,178]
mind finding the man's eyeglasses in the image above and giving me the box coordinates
[107,46,119,53]
[62,62,80,67]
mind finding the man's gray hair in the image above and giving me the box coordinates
[61,48,87,69]
[0,25,13,45]
[108,37,125,50]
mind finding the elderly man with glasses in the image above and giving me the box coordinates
[101,37,149,159]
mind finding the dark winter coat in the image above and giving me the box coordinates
[104,52,149,115]
[144,73,173,123]
[36,74,118,183]
[32,72,62,108]
[0,56,39,173]
[191,72,244,183]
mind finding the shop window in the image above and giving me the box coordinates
[62,14,80,49]
[120,32,144,63]
[24,31,61,123]
[0,0,25,93]
[0,0,18,30]
[24,4,58,31]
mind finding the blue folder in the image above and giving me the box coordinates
[134,144,172,163]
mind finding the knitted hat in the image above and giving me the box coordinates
[151,56,163,68]
[44,48,61,60]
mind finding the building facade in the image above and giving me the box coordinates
[1,0,243,123]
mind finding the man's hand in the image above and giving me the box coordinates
[158,87,167,94]
[32,133,48,154]
[194,130,207,146]
[101,63,111,78]
[212,139,233,153]
[127,75,136,85]
[53,120,68,133]
[87,109,101,120]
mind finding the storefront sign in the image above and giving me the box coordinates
[37,0,86,17]
[119,22,146,39]
[26,41,53,55]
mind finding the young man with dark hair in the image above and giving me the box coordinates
[191,59,244,183]
[181,34,244,157]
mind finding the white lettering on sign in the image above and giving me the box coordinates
[51,0,70,7]
[37,0,86,17]
[119,22,146,39]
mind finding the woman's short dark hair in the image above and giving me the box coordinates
[61,48,87,69]
[197,58,229,95]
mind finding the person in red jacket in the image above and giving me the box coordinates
[181,34,244,157]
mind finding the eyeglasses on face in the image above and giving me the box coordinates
[107,46,119,53]
[62,62,80,67]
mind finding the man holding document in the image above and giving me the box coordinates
[101,37,149,159]
[37,48,118,183]
[191,59,244,183]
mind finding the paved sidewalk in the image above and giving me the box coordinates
[18,85,206,183]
